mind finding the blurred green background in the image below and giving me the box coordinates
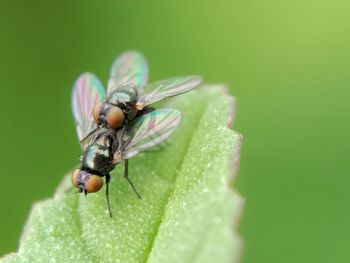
[0,0,349,262]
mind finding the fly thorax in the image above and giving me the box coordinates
[82,144,112,174]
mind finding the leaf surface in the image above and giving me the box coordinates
[0,85,243,263]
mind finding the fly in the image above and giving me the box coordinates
[71,109,181,217]
[70,51,201,217]
[89,51,202,131]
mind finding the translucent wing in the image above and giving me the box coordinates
[107,51,148,95]
[79,127,109,150]
[71,73,106,149]
[113,108,181,163]
[135,76,202,110]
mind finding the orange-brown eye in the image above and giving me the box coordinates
[85,175,103,193]
[106,106,125,128]
[93,102,103,124]
[71,169,80,187]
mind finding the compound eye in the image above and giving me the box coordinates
[93,102,103,124]
[106,106,125,128]
[71,169,80,187]
[85,175,103,193]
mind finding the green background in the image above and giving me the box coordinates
[0,1,349,262]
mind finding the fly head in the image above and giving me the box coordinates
[72,169,104,194]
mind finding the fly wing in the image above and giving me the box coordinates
[71,73,106,149]
[79,127,109,150]
[107,51,148,95]
[135,76,202,110]
[113,108,181,163]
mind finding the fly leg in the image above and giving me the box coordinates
[105,174,112,218]
[124,159,142,199]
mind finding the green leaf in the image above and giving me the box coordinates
[1,85,243,263]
